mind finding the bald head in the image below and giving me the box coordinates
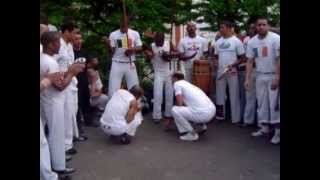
[129,85,144,99]
[40,24,49,38]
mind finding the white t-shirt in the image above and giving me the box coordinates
[246,32,280,73]
[243,36,251,50]
[214,35,245,73]
[238,36,251,67]
[151,40,171,73]
[100,89,135,126]
[173,80,214,112]
[109,28,142,62]
[178,35,208,69]
[40,53,63,102]
[55,38,75,72]
[55,38,78,91]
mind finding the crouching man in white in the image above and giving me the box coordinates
[171,72,216,141]
[100,85,144,144]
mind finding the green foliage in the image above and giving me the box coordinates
[200,0,280,31]
[40,0,279,87]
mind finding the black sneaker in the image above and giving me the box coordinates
[53,167,76,175]
[119,134,131,145]
[109,134,131,145]
[153,119,161,124]
[195,124,207,136]
[65,155,72,162]
[66,148,77,156]
[59,174,72,180]
[73,135,88,142]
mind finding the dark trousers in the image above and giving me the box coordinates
[77,91,92,133]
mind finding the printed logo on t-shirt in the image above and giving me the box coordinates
[262,46,268,57]
[116,37,133,48]
[253,48,259,58]
[219,41,231,49]
[187,42,200,51]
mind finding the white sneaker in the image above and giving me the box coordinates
[251,128,269,137]
[180,132,199,141]
[271,129,280,144]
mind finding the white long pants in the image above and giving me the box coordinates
[238,71,246,120]
[184,67,193,83]
[171,106,216,133]
[101,112,143,136]
[108,61,139,97]
[40,119,58,180]
[152,71,173,119]
[40,97,66,171]
[256,73,280,125]
[244,70,257,124]
[64,87,78,151]
[216,73,241,123]
[72,90,79,139]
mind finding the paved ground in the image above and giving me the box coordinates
[69,114,280,180]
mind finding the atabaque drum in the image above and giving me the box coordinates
[192,59,212,95]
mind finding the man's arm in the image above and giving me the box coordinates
[126,100,139,123]
[54,63,85,91]
[230,40,246,67]
[40,72,61,91]
[244,40,255,90]
[229,54,245,68]
[174,83,184,106]
[40,78,51,91]
[244,58,254,90]
[276,57,280,78]
[88,69,102,97]
[175,94,184,106]
[271,37,280,90]
[143,48,154,60]
[125,46,143,56]
[271,57,280,90]
[107,34,116,58]
[125,32,143,56]
[213,43,219,67]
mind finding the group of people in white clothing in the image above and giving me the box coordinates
[142,17,280,144]
[40,16,110,180]
[39,13,280,180]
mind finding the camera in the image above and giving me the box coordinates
[74,57,86,63]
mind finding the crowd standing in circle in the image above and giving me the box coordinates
[40,14,280,180]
